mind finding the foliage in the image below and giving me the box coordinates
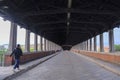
[0,51,4,63]
[30,48,34,52]
[0,50,6,54]
[114,45,120,51]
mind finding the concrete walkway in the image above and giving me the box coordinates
[0,53,58,80]
[10,51,120,80]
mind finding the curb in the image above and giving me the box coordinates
[74,52,120,76]
[3,53,59,80]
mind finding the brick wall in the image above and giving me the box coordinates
[4,51,55,66]
[71,49,120,65]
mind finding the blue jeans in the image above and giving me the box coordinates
[14,59,20,69]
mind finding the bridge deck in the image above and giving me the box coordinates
[12,51,120,80]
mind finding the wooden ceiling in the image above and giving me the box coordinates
[0,0,120,46]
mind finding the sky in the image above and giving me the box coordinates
[0,17,36,45]
[0,16,120,46]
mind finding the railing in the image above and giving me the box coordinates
[0,54,4,66]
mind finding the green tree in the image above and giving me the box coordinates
[114,45,120,51]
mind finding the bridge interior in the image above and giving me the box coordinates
[1,0,120,47]
[1,0,120,80]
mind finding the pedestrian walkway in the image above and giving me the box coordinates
[11,51,120,80]
[0,53,58,80]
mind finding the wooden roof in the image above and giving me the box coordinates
[0,0,120,46]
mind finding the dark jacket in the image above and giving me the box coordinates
[10,48,23,59]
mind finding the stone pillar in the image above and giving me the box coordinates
[49,41,50,51]
[100,34,104,52]
[79,44,80,50]
[54,44,55,51]
[88,40,89,51]
[51,42,53,50]
[47,40,50,51]
[80,43,82,50]
[84,42,86,50]
[50,42,52,51]
[45,39,47,51]
[109,29,114,52]
[46,39,48,51]
[25,29,30,52]
[82,43,84,50]
[50,42,53,50]
[82,42,84,50]
[55,44,57,50]
[94,36,97,51]
[40,36,43,51]
[39,36,41,51]
[46,40,48,51]
[44,38,46,51]
[81,43,83,50]
[90,39,92,51]
[49,41,51,51]
[87,40,88,51]
[34,34,38,51]
[8,22,17,52]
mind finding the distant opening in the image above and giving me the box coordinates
[37,36,40,51]
[103,32,109,52]
[30,32,34,52]
[0,17,10,53]
[17,26,25,52]
[42,38,45,51]
[96,35,100,52]
[92,38,94,51]
[114,27,120,52]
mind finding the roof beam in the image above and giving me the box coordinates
[15,9,119,18]
[72,21,108,27]
[67,0,72,35]
[32,20,67,27]
[31,20,107,27]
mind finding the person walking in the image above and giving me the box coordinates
[10,44,23,72]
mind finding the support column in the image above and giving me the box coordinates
[25,29,30,52]
[100,34,104,52]
[81,43,83,50]
[34,34,38,51]
[53,44,55,50]
[50,42,53,50]
[45,39,47,51]
[87,40,88,51]
[46,40,48,51]
[82,42,84,50]
[49,41,50,51]
[82,43,84,50]
[109,29,114,52]
[44,38,46,51]
[39,36,42,51]
[84,42,86,50]
[40,36,43,51]
[51,42,53,50]
[47,40,49,51]
[94,36,97,51]
[90,39,92,51]
[8,22,17,52]
[50,42,52,50]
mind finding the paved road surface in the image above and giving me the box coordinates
[13,51,120,80]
